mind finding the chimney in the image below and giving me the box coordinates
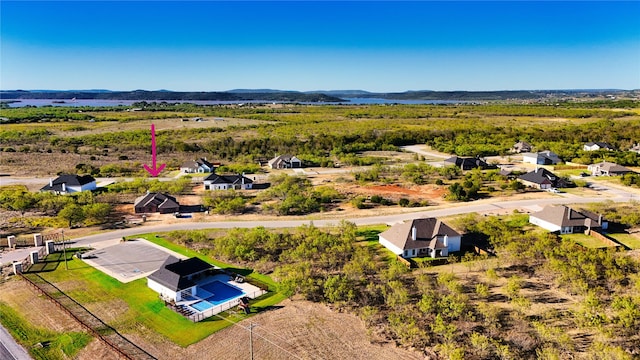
[411,226,417,241]
[443,235,448,248]
[567,208,571,220]
[49,178,53,187]
[598,214,602,225]
[62,183,66,193]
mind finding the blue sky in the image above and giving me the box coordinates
[1,1,639,92]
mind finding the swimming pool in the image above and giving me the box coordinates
[190,300,214,312]
[200,281,245,306]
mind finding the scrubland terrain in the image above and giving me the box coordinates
[1,100,640,359]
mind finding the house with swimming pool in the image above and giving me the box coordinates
[147,256,266,321]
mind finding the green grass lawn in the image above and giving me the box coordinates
[33,239,284,347]
[0,301,91,360]
[607,233,640,250]
[561,233,616,248]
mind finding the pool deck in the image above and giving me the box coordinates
[178,275,265,316]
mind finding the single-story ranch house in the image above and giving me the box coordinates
[148,256,267,321]
[268,154,302,169]
[583,142,615,151]
[522,151,562,165]
[518,168,566,190]
[180,158,217,173]
[510,140,532,154]
[529,205,608,234]
[148,256,214,302]
[379,218,462,259]
[443,156,495,171]
[203,174,253,190]
[587,161,635,177]
[40,174,97,194]
[134,192,180,214]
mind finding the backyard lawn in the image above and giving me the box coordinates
[561,233,616,248]
[607,233,640,250]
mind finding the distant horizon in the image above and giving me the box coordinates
[2,1,639,91]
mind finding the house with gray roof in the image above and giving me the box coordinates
[203,174,253,190]
[134,192,180,214]
[180,158,218,173]
[529,205,607,234]
[40,174,96,194]
[587,161,635,176]
[147,256,214,302]
[510,140,532,154]
[379,218,462,259]
[518,168,566,189]
[268,154,302,169]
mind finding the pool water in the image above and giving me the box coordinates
[200,281,245,306]
[191,300,214,312]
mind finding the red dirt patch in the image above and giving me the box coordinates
[347,184,447,204]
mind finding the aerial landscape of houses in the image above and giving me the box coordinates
[1,1,640,359]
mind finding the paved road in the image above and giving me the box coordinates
[70,185,640,247]
[0,323,31,360]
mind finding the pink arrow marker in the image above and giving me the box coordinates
[143,124,166,177]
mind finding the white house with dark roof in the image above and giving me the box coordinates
[529,205,608,234]
[522,151,562,165]
[268,154,302,169]
[147,256,215,302]
[40,174,97,194]
[379,218,462,259]
[583,142,615,151]
[203,174,253,190]
[587,161,635,176]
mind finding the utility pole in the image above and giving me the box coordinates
[61,230,68,270]
[249,322,256,360]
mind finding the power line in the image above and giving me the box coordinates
[213,312,311,360]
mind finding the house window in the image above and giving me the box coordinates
[412,249,415,256]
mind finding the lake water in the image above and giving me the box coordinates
[3,98,463,108]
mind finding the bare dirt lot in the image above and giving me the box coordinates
[0,277,425,360]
